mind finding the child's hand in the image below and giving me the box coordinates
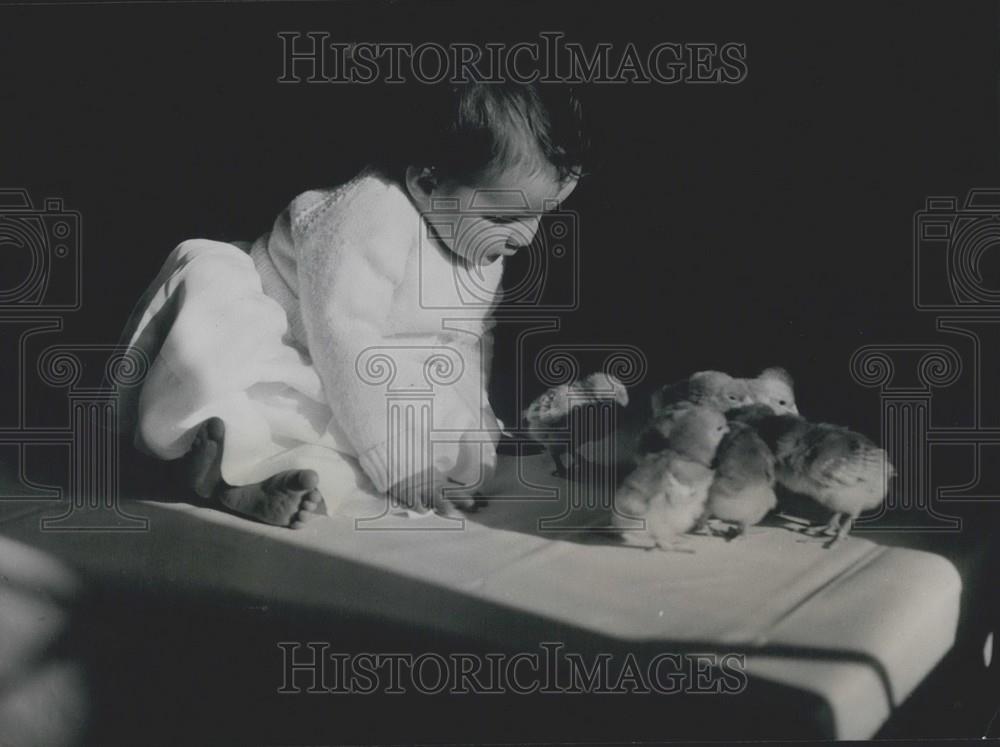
[387,467,476,516]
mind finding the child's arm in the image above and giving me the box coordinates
[291,186,458,499]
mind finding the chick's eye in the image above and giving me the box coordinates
[727,395,736,401]
[778,400,787,406]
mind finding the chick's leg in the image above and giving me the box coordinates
[819,511,842,536]
[691,508,712,536]
[824,513,854,549]
[726,522,748,541]
[650,526,696,553]
[547,444,568,478]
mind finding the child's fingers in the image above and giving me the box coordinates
[446,492,477,510]
[407,490,433,513]
[438,480,478,513]
[389,470,482,515]
[388,471,437,513]
[452,477,481,504]
[388,484,420,512]
[424,473,468,516]
[431,491,461,518]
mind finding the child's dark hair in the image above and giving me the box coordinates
[373,81,591,185]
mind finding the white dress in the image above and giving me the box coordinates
[120,169,504,512]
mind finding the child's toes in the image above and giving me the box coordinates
[264,468,313,495]
[186,417,225,499]
[300,489,327,515]
[205,416,225,442]
[286,469,319,492]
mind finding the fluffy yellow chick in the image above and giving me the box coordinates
[523,372,629,477]
[613,406,729,552]
[651,370,754,417]
[731,406,895,548]
[745,367,799,416]
[778,423,895,547]
[705,420,778,539]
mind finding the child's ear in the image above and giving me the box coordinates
[404,165,437,209]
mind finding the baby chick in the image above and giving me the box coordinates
[745,367,799,415]
[651,370,754,417]
[730,406,894,548]
[613,406,729,552]
[523,372,629,477]
[705,420,778,539]
[727,404,806,446]
[777,423,895,547]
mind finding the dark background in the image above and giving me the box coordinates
[2,2,1000,742]
[3,0,999,438]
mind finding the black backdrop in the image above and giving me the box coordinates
[3,0,999,439]
[3,3,1000,741]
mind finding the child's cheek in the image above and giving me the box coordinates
[450,220,501,265]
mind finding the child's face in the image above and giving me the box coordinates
[407,163,579,266]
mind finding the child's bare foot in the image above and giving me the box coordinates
[219,470,326,529]
[180,417,328,529]
[185,417,226,499]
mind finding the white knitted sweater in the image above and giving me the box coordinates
[248,169,504,493]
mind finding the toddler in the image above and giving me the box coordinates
[120,81,588,527]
